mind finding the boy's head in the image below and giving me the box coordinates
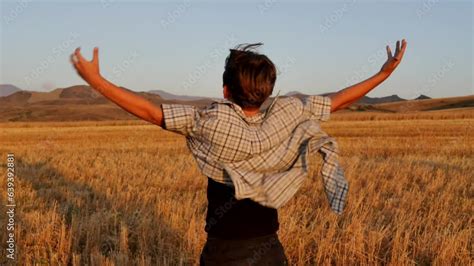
[222,43,277,109]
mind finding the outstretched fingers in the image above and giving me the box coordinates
[386,45,393,59]
[70,52,83,70]
[394,39,407,61]
[74,47,87,65]
[70,53,77,66]
[92,47,99,64]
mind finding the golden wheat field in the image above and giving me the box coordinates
[0,111,473,265]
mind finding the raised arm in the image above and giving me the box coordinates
[328,39,407,112]
[70,47,164,127]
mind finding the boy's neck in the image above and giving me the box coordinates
[224,97,261,117]
[242,107,260,117]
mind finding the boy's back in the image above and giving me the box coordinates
[161,93,347,214]
[161,92,344,265]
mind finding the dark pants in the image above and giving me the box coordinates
[199,233,289,266]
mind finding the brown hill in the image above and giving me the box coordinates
[0,90,32,105]
[368,95,474,112]
[287,91,407,105]
[0,85,167,106]
[0,84,22,97]
[59,85,101,99]
[415,94,431,100]
[0,85,472,122]
[148,89,206,101]
[356,94,406,104]
[0,85,214,122]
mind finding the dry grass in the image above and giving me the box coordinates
[331,107,474,121]
[0,111,472,265]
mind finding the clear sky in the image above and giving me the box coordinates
[1,0,472,99]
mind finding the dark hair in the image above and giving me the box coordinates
[222,43,277,109]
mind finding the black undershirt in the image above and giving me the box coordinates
[204,177,279,239]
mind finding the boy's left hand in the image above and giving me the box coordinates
[380,39,407,76]
[70,47,102,83]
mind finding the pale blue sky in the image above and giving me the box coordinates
[1,0,472,99]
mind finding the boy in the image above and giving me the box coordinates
[70,40,407,265]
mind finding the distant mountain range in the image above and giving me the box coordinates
[415,94,431,100]
[0,84,471,122]
[148,89,207,101]
[286,91,431,104]
[0,85,215,122]
[1,85,432,103]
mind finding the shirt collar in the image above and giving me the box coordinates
[214,90,281,124]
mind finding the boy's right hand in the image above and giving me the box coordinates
[70,47,103,88]
[380,39,407,76]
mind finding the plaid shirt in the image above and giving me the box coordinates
[161,94,349,214]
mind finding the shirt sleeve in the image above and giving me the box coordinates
[161,103,198,136]
[301,95,332,121]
